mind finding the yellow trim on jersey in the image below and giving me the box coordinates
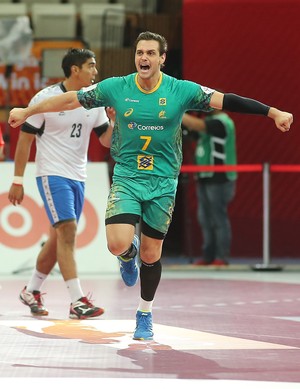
[135,72,163,94]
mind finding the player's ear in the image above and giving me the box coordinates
[160,53,166,66]
[71,65,79,74]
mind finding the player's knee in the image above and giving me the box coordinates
[107,240,130,256]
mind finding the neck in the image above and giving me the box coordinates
[63,79,79,92]
[137,72,161,91]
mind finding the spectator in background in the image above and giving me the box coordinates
[8,48,114,319]
[0,126,5,161]
[182,110,237,266]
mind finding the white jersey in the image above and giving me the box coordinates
[25,83,109,181]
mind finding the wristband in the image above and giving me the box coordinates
[110,120,115,127]
[13,176,23,186]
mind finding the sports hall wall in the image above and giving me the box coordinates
[179,0,300,258]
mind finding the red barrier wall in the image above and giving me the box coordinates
[181,0,300,258]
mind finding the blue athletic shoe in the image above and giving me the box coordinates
[133,310,153,340]
[118,234,140,287]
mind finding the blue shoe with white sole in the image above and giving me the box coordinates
[133,310,153,340]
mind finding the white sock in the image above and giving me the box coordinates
[66,278,84,303]
[137,298,153,312]
[27,270,48,292]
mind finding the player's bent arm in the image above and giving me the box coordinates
[99,124,113,148]
[99,106,115,148]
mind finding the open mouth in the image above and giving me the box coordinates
[140,64,150,71]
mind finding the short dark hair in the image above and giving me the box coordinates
[134,31,168,56]
[61,48,96,78]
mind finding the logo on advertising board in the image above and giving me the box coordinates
[0,163,117,274]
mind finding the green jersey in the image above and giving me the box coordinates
[195,112,237,181]
[78,72,214,178]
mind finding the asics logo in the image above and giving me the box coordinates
[124,108,134,117]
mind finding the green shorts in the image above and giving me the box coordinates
[105,175,178,235]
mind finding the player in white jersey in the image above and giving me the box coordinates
[8,48,114,319]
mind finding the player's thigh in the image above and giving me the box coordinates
[105,178,142,220]
[143,193,176,236]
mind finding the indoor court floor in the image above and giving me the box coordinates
[1,262,300,388]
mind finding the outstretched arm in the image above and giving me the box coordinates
[8,91,80,128]
[210,91,293,132]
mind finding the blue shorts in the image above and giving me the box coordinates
[36,176,85,226]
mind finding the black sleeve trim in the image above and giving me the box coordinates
[22,121,45,136]
[93,121,109,138]
[223,93,270,116]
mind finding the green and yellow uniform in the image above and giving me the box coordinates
[77,72,214,235]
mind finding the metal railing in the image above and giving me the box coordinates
[180,163,300,271]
